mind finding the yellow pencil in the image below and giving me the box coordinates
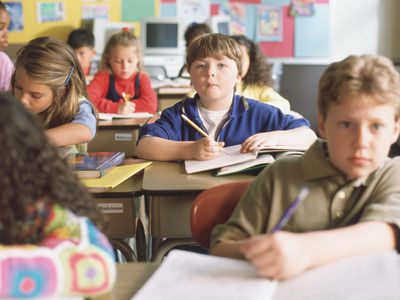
[122,92,130,103]
[181,114,228,154]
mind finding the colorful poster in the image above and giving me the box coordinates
[176,0,210,24]
[36,2,65,23]
[4,1,23,31]
[290,0,315,16]
[82,5,109,19]
[221,3,246,35]
[256,5,283,42]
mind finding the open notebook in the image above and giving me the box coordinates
[133,250,400,300]
[184,144,307,175]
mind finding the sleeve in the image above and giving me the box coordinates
[0,205,116,298]
[261,87,291,113]
[133,73,158,114]
[71,99,97,137]
[87,71,119,113]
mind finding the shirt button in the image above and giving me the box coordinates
[337,191,346,199]
[336,211,343,218]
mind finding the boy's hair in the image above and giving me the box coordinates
[0,1,6,10]
[318,55,400,118]
[0,92,104,244]
[12,36,89,129]
[100,30,143,72]
[186,33,242,76]
[231,34,273,87]
[184,22,212,48]
[67,28,95,49]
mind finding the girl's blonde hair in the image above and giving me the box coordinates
[100,30,143,72]
[318,55,400,118]
[12,36,88,129]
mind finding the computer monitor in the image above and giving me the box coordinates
[140,17,185,56]
[208,15,231,35]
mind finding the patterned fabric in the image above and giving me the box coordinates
[0,203,116,298]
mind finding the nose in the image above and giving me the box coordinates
[354,125,370,148]
[207,65,216,78]
[19,93,30,107]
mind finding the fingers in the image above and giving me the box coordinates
[118,101,135,114]
[195,138,225,160]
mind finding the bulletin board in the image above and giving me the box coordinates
[6,0,121,44]
[158,0,330,58]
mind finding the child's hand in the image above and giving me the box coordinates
[240,132,280,153]
[117,101,136,114]
[239,232,311,280]
[191,138,225,160]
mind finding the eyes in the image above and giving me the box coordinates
[112,58,137,64]
[193,61,229,71]
[14,84,43,100]
[338,121,384,131]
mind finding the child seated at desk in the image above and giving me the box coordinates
[88,29,157,114]
[136,33,316,161]
[12,36,97,152]
[210,54,400,280]
[0,92,115,298]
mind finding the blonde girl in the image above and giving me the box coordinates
[12,36,97,149]
[88,29,157,114]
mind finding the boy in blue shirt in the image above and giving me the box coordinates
[211,55,400,280]
[136,33,316,161]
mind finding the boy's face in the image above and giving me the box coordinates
[108,45,139,80]
[0,9,9,50]
[13,68,54,114]
[318,94,400,179]
[189,55,241,109]
[73,46,96,74]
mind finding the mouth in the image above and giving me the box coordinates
[349,156,370,165]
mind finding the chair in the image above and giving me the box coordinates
[190,181,251,249]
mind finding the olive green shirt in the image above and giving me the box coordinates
[211,140,400,247]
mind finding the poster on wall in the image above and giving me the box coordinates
[176,0,210,24]
[290,0,315,17]
[256,5,283,42]
[4,1,23,31]
[36,1,65,23]
[220,3,246,35]
[82,5,109,19]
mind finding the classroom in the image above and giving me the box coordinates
[1,0,400,299]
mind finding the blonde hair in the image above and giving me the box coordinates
[12,36,88,129]
[186,33,242,76]
[318,55,400,118]
[100,30,143,72]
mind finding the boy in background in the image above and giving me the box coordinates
[67,28,98,83]
[210,55,400,280]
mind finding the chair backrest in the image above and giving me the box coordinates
[191,181,252,249]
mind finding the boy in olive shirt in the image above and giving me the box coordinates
[210,55,400,280]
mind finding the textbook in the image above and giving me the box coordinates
[133,250,400,300]
[69,151,125,178]
[98,112,153,121]
[184,144,307,175]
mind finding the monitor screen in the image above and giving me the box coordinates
[208,15,231,35]
[147,23,178,48]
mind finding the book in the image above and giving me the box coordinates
[133,250,400,300]
[69,151,126,179]
[98,112,153,121]
[184,144,307,175]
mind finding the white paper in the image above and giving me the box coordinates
[98,112,153,120]
[133,250,277,300]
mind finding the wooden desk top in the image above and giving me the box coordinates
[143,161,254,194]
[98,117,151,128]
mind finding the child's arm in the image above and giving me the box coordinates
[46,123,93,146]
[212,221,395,280]
[132,73,158,114]
[0,205,116,298]
[240,126,317,153]
[136,136,225,161]
[87,71,120,113]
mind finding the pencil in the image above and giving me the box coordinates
[122,92,130,103]
[181,114,227,154]
[271,186,309,233]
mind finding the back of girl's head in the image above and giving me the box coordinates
[100,30,143,71]
[186,33,242,75]
[0,92,104,244]
[231,34,273,86]
[184,22,212,48]
[12,36,88,129]
[318,55,400,118]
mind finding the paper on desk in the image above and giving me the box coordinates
[98,112,153,120]
[133,250,277,300]
[82,162,152,191]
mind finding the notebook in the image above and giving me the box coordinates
[98,112,153,120]
[133,250,400,300]
[184,144,307,175]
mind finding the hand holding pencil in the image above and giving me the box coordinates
[117,92,135,114]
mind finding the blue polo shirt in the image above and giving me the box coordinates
[138,95,310,146]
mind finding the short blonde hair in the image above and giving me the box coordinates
[318,55,400,118]
[186,33,242,76]
[100,30,143,72]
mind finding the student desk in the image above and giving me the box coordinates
[142,161,255,261]
[92,171,146,261]
[88,117,151,157]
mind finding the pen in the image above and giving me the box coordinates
[271,186,309,233]
[181,114,228,154]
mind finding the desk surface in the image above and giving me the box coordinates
[143,161,254,194]
[98,117,151,128]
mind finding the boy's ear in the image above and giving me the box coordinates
[317,113,326,138]
[391,117,400,143]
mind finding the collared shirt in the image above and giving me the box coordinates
[211,140,400,247]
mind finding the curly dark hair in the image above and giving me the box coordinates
[0,92,105,244]
[231,35,274,87]
[184,23,212,48]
